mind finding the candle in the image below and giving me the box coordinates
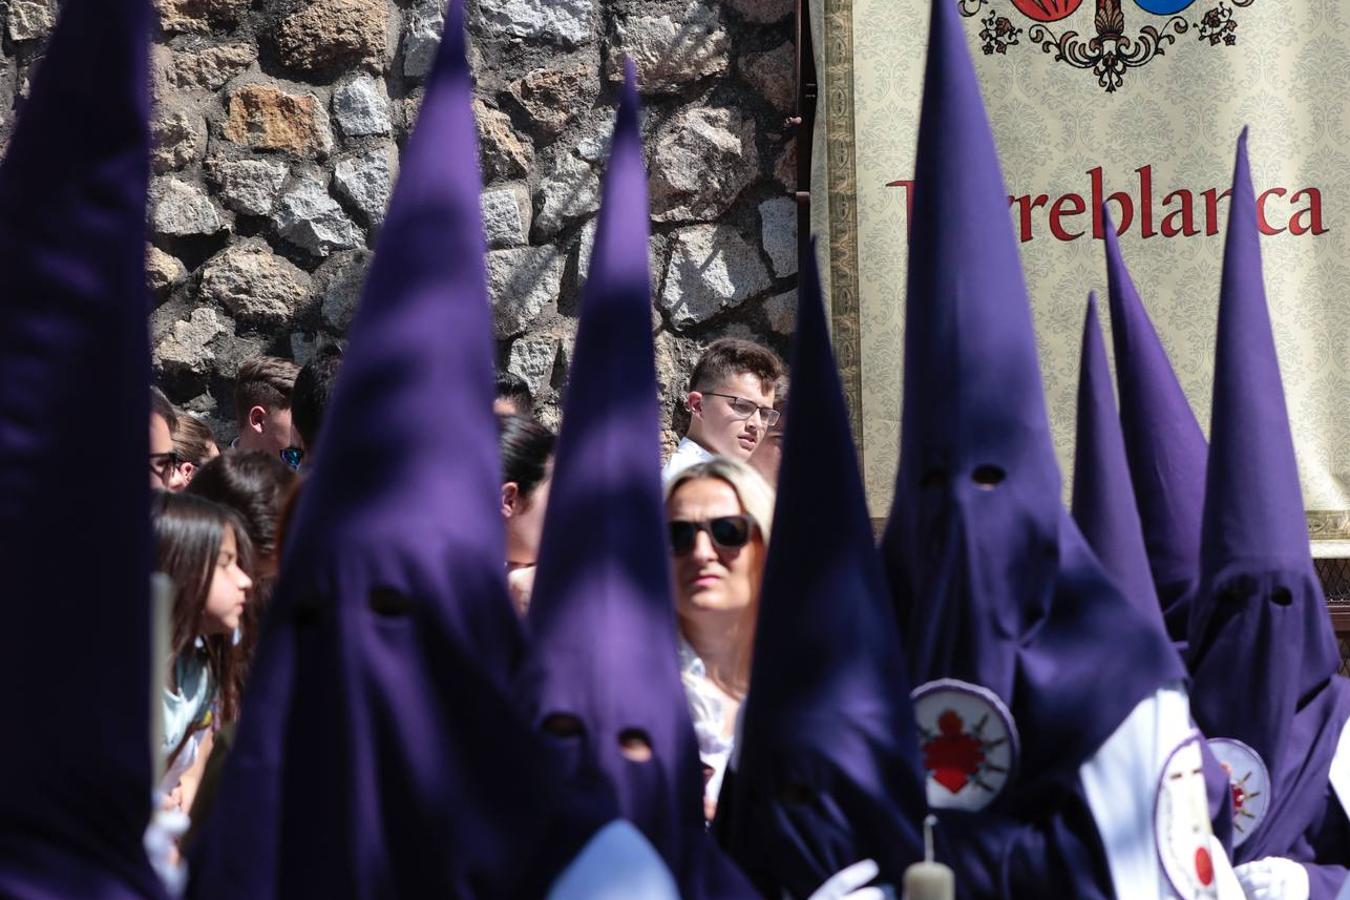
[903,815,955,900]
[149,572,172,785]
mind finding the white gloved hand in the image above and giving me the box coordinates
[1233,857,1310,900]
[144,794,190,898]
[803,859,896,900]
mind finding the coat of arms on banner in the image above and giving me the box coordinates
[1207,737,1272,846]
[1155,736,1219,899]
[911,679,1018,811]
[961,0,1252,91]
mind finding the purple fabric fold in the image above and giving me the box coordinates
[0,0,164,895]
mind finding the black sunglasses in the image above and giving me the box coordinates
[148,451,182,481]
[669,515,756,555]
[280,446,305,470]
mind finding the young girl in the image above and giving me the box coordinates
[151,492,253,812]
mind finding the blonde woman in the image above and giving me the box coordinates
[664,456,774,820]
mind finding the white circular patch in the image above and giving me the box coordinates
[1155,735,1218,899]
[911,679,1018,811]
[1207,738,1271,847]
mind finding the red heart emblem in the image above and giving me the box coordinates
[922,710,986,795]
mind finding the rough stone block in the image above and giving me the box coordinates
[534,150,599,239]
[742,42,795,113]
[488,245,565,339]
[150,105,206,175]
[481,183,531,249]
[155,307,230,376]
[169,44,257,91]
[223,84,333,158]
[150,177,228,238]
[147,245,187,296]
[276,0,390,74]
[725,0,791,23]
[650,106,759,223]
[401,0,446,80]
[199,239,313,326]
[332,75,392,137]
[273,172,365,257]
[764,290,796,334]
[207,157,290,217]
[475,100,533,183]
[759,196,797,277]
[507,63,598,137]
[317,249,373,332]
[506,332,560,396]
[607,3,729,93]
[334,146,396,227]
[660,224,771,330]
[479,0,594,46]
[7,0,56,42]
[155,0,250,35]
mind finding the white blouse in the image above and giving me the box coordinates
[678,639,736,811]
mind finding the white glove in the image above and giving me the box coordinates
[144,794,190,898]
[803,859,896,900]
[1233,857,1310,900]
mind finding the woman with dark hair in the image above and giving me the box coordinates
[498,413,555,614]
[187,450,297,678]
[151,492,253,816]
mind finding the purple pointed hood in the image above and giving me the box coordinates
[1187,131,1350,864]
[881,0,1183,819]
[517,62,751,899]
[1103,222,1207,644]
[1071,293,1170,635]
[189,4,612,896]
[715,242,925,897]
[0,1,164,896]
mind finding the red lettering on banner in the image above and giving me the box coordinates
[1090,167,1133,238]
[1010,193,1050,243]
[888,180,915,224]
[1257,188,1287,235]
[1203,188,1233,237]
[890,172,1329,242]
[1049,193,1086,241]
[1161,190,1198,238]
[1289,188,1327,236]
[1138,166,1157,238]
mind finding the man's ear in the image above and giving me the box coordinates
[686,391,704,422]
[247,404,268,435]
[501,482,520,518]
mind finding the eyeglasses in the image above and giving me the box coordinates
[280,446,305,470]
[669,515,756,555]
[149,451,182,483]
[702,392,780,427]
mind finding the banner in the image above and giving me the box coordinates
[818,0,1350,547]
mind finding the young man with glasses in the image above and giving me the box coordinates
[232,356,301,460]
[662,338,784,484]
[149,387,188,492]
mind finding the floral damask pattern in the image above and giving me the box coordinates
[846,0,1350,535]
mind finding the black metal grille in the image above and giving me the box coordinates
[1314,558,1350,676]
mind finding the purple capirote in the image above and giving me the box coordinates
[1102,218,1208,647]
[516,59,755,900]
[187,2,614,897]
[0,0,165,896]
[1186,129,1350,892]
[879,0,1184,893]
[715,239,925,897]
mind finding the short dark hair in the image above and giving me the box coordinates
[497,413,554,499]
[688,338,784,395]
[292,344,344,451]
[151,385,178,431]
[188,451,297,566]
[494,371,534,417]
[233,356,301,424]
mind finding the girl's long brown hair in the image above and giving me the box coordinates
[151,492,253,727]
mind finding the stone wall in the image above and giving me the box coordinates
[0,0,798,445]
